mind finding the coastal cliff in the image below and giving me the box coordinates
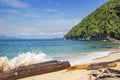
[64,0,120,41]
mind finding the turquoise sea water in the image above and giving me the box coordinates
[0,39,120,66]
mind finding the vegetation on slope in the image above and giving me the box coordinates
[64,0,120,41]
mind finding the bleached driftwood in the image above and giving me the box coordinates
[92,68,120,80]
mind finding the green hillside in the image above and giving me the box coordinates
[64,0,120,41]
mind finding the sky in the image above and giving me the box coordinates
[0,0,109,39]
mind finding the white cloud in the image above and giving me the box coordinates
[56,3,60,6]
[0,9,21,15]
[19,32,66,39]
[44,8,64,15]
[20,32,66,36]
[0,18,81,38]
[0,0,27,8]
[21,32,30,36]
[48,1,52,4]
[47,1,60,6]
[0,0,81,39]
[45,9,57,12]
[0,7,65,19]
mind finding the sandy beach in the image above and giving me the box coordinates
[1,0,120,80]
[18,50,120,80]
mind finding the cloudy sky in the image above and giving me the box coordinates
[0,0,109,39]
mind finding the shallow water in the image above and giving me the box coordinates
[0,39,119,71]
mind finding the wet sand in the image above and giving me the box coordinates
[19,50,120,80]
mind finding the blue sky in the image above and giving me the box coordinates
[0,0,109,39]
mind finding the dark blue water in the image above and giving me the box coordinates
[0,39,119,59]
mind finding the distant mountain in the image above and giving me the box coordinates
[64,0,120,41]
[0,35,19,39]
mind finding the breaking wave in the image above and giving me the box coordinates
[0,51,50,71]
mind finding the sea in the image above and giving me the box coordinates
[0,39,120,71]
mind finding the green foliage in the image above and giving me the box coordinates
[64,0,120,40]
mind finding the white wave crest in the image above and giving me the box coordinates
[0,52,48,71]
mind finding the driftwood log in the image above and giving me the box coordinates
[92,68,120,80]
[87,58,120,70]
[87,62,116,70]
[108,69,120,75]
[0,60,70,80]
[67,61,117,71]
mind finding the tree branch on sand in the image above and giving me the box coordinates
[92,68,120,80]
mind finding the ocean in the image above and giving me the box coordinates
[0,39,120,71]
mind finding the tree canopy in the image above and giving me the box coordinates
[64,0,120,41]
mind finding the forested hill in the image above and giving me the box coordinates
[64,0,120,41]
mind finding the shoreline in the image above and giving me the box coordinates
[93,50,120,61]
[54,47,120,65]
[18,49,120,80]
[88,50,120,64]
[0,47,119,72]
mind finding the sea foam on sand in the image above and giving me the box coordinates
[57,51,114,66]
[0,52,47,71]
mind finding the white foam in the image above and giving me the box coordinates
[0,52,49,71]
[0,50,115,71]
[58,51,114,66]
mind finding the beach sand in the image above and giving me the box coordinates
[19,50,120,80]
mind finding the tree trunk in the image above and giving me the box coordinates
[87,62,116,70]
[0,60,70,80]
